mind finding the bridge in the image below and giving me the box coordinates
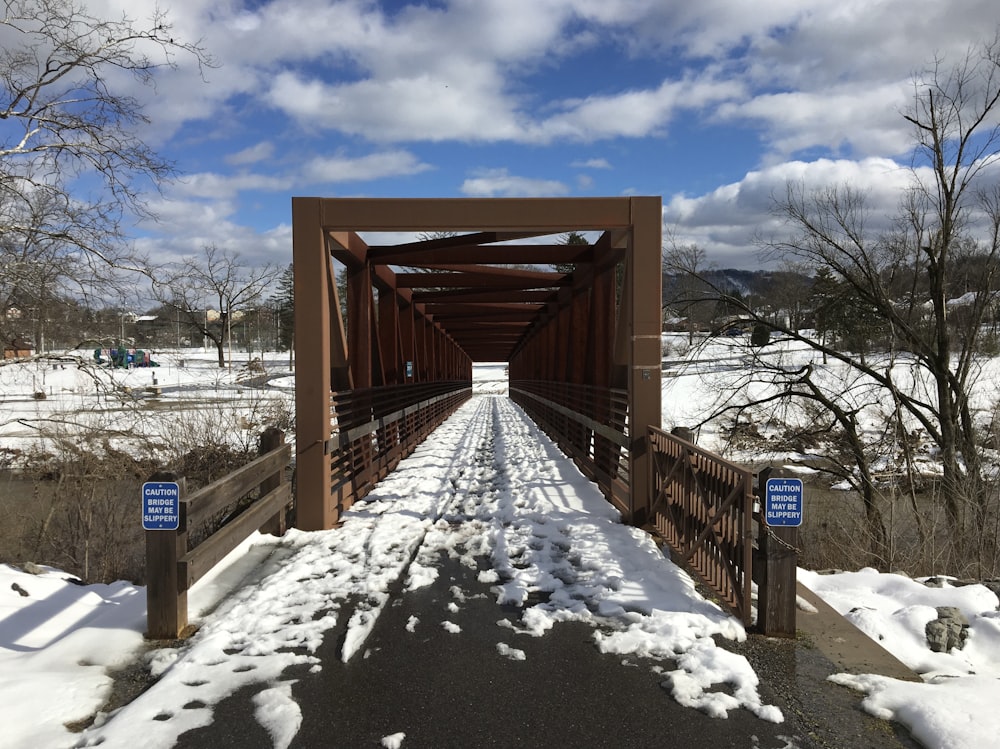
[125,196,918,748]
[290,196,764,627]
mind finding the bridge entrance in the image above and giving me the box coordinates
[292,197,662,531]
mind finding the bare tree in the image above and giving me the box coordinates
[668,35,1000,569]
[0,0,212,301]
[663,241,729,343]
[154,245,280,368]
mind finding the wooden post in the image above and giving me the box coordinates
[258,427,288,536]
[145,471,188,640]
[755,468,798,636]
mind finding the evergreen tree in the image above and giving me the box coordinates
[273,264,294,352]
[554,231,588,274]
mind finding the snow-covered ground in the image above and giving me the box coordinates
[1,353,999,748]
[0,347,294,462]
[660,331,1000,472]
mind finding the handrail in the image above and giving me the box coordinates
[326,385,470,453]
[647,425,754,625]
[326,381,471,512]
[145,427,291,639]
[510,379,631,519]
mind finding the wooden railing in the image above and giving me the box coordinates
[327,381,471,510]
[647,426,754,625]
[145,427,291,639]
[510,381,631,518]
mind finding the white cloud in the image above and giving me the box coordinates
[169,171,291,201]
[226,142,276,166]
[717,83,913,160]
[664,157,920,267]
[460,168,569,197]
[300,150,433,183]
[267,70,527,143]
[26,0,1000,276]
[91,0,1000,155]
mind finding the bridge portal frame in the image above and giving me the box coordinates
[292,197,661,530]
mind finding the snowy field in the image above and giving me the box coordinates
[1,350,999,748]
[663,333,1000,476]
[0,348,295,462]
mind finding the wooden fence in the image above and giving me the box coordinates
[647,425,755,625]
[647,427,798,635]
[145,427,291,639]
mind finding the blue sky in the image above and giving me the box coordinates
[103,0,1000,269]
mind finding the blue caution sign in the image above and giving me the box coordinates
[142,481,180,531]
[764,478,803,527]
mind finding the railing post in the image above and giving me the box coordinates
[258,427,289,536]
[145,470,188,639]
[755,467,798,637]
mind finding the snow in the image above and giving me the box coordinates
[1,353,999,748]
[380,732,406,749]
[0,347,293,460]
[799,568,1000,748]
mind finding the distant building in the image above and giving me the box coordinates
[3,337,33,359]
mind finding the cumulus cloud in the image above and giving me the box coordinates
[226,142,276,166]
[42,1,1000,275]
[113,0,1000,153]
[665,158,921,268]
[461,168,569,197]
[300,150,433,183]
[716,83,914,160]
[268,70,526,143]
[169,171,291,201]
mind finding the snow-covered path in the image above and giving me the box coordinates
[65,394,778,748]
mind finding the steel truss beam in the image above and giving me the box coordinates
[293,197,661,529]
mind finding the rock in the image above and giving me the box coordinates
[925,606,969,652]
[981,580,1000,601]
[22,562,46,575]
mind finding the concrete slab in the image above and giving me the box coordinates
[795,581,921,682]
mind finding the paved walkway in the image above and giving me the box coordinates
[172,552,919,748]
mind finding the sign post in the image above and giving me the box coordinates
[143,473,187,638]
[755,471,802,637]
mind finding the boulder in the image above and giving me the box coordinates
[925,606,969,652]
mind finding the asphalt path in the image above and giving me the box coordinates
[174,549,916,749]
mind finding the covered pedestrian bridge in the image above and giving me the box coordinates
[291,197,766,630]
[292,196,663,529]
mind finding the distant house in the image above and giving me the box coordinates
[3,337,33,359]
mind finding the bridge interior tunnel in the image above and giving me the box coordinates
[292,197,661,530]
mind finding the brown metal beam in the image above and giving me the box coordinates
[368,243,594,266]
[395,272,566,289]
[320,197,633,232]
[292,197,333,531]
[413,289,555,304]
